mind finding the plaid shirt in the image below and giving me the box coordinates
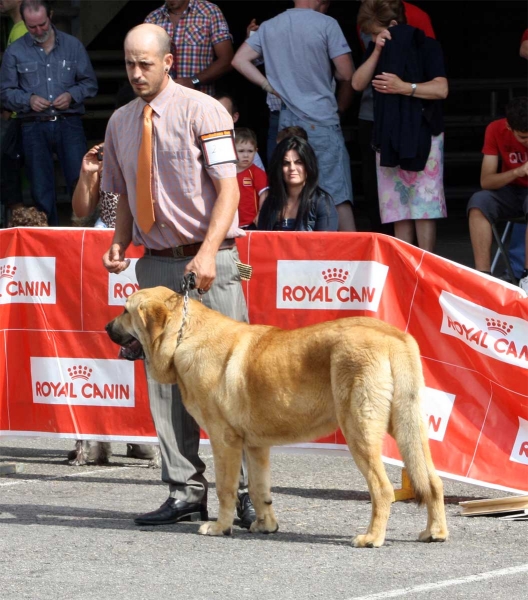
[144,0,231,97]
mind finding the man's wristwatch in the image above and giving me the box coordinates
[191,76,201,87]
[410,83,417,97]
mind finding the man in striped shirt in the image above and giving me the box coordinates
[102,23,256,529]
[144,0,234,97]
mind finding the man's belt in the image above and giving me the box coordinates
[144,238,235,258]
[20,114,80,123]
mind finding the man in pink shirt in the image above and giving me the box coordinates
[102,23,256,528]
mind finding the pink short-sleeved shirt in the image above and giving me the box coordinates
[102,77,242,248]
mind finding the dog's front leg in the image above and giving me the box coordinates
[245,446,278,534]
[198,439,242,536]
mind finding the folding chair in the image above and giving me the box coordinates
[490,217,526,282]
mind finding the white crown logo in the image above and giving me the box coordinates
[0,265,17,279]
[322,268,349,284]
[485,318,513,336]
[68,365,93,381]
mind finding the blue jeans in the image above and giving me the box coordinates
[509,222,527,278]
[21,116,86,225]
[267,110,280,165]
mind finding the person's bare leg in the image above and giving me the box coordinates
[337,201,356,232]
[415,219,437,252]
[468,208,493,271]
[393,219,415,244]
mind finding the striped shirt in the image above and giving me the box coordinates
[101,77,241,249]
[144,0,231,97]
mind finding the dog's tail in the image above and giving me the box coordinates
[389,335,440,506]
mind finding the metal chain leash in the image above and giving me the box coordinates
[177,272,204,347]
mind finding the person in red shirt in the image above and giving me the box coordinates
[467,96,528,290]
[235,127,268,229]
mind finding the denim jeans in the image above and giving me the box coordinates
[267,110,280,165]
[21,116,86,225]
[508,222,527,278]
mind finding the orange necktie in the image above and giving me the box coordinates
[136,104,155,233]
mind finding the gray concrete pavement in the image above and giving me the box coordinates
[1,437,527,600]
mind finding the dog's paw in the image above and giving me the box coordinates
[249,516,279,534]
[352,534,384,548]
[67,456,88,466]
[147,455,161,469]
[66,449,79,462]
[418,529,448,543]
[198,522,232,536]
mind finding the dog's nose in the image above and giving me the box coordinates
[105,322,111,332]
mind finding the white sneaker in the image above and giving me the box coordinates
[519,276,528,293]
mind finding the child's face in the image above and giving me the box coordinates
[236,140,257,170]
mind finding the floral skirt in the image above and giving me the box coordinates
[376,133,447,224]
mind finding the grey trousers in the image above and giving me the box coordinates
[135,247,249,505]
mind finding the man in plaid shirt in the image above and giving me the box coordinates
[144,0,233,97]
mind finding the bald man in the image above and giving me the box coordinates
[102,24,256,531]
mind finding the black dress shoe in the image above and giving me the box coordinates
[134,498,208,526]
[237,492,256,529]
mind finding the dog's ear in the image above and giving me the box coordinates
[137,300,170,344]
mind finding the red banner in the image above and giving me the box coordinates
[1,228,527,493]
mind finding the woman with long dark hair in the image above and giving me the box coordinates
[258,136,338,231]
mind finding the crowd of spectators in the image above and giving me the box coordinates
[0,0,527,288]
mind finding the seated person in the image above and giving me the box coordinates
[276,125,308,144]
[215,92,265,169]
[258,136,338,232]
[234,127,268,229]
[467,96,528,291]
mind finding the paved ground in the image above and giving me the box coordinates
[3,204,522,600]
[1,438,527,600]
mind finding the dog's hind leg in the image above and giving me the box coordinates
[336,373,394,548]
[392,417,448,543]
[198,436,243,537]
[244,446,278,534]
[347,434,394,548]
[389,349,448,543]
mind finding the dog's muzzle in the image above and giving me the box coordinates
[118,339,145,361]
[105,321,145,361]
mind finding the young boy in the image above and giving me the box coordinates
[467,96,528,291]
[235,127,268,229]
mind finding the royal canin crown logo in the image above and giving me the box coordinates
[486,318,513,336]
[277,260,388,311]
[321,268,349,284]
[440,291,528,368]
[32,357,135,407]
[0,265,17,279]
[68,365,93,381]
